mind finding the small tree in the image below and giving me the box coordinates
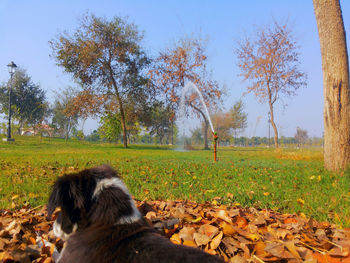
[144,101,171,144]
[230,100,248,140]
[294,127,308,147]
[211,111,232,144]
[51,87,79,140]
[235,21,307,148]
[190,128,203,145]
[98,112,122,143]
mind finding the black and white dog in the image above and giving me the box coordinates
[47,165,224,263]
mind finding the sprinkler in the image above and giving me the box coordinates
[213,132,218,162]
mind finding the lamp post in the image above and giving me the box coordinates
[3,61,17,142]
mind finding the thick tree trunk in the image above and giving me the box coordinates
[313,0,350,170]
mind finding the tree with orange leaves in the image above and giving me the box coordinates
[64,88,105,133]
[235,21,307,148]
[150,36,223,149]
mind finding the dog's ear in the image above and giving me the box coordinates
[47,176,85,219]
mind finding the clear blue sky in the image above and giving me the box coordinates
[1,0,349,137]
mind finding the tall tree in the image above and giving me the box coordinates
[235,21,307,148]
[150,36,223,149]
[50,14,151,148]
[0,68,47,130]
[313,0,350,171]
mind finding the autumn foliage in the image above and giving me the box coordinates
[1,200,350,262]
[235,21,307,148]
[150,37,223,148]
[50,14,151,148]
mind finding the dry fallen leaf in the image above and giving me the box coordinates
[198,224,219,239]
[220,221,237,235]
[179,226,196,242]
[193,233,211,246]
[170,233,181,245]
[210,231,223,250]
[1,200,350,263]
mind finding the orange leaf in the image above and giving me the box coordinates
[170,233,181,245]
[179,227,195,242]
[0,251,14,261]
[329,247,350,257]
[205,249,217,255]
[198,224,219,239]
[246,233,260,242]
[236,216,248,229]
[219,221,236,235]
[255,241,269,258]
[183,240,197,248]
[29,236,36,245]
[284,218,297,224]
[216,210,232,223]
[210,231,223,250]
[313,253,341,263]
[193,233,211,246]
[284,241,301,259]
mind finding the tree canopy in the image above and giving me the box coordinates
[235,21,307,148]
[50,13,152,147]
[0,68,47,129]
[150,36,223,149]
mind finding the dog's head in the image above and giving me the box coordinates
[47,165,141,240]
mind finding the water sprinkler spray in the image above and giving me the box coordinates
[213,132,218,162]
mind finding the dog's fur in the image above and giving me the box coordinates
[47,165,224,263]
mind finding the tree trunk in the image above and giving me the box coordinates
[171,121,174,145]
[189,102,210,150]
[116,96,127,148]
[267,86,279,148]
[313,0,350,170]
[269,105,279,148]
[110,69,128,148]
[204,119,209,150]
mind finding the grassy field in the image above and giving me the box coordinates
[0,135,349,227]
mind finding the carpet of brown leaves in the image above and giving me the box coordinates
[1,200,350,262]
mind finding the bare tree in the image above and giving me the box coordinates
[150,36,223,149]
[313,0,350,171]
[235,21,307,148]
[294,127,308,147]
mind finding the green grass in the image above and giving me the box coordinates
[1,135,349,227]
